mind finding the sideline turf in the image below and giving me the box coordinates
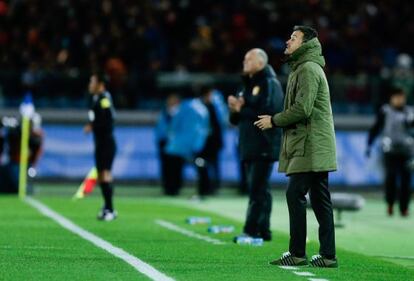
[1,187,413,281]
[179,193,414,269]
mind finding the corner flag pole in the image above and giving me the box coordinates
[19,93,34,199]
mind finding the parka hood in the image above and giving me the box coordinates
[287,37,325,70]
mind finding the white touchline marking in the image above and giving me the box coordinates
[279,265,330,281]
[293,271,315,277]
[374,255,414,260]
[278,266,300,270]
[25,197,175,281]
[155,219,226,245]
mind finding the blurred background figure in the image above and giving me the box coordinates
[198,86,228,195]
[391,54,414,104]
[367,88,414,217]
[162,90,210,197]
[155,93,181,195]
[0,114,43,194]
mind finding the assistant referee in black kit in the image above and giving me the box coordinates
[84,73,117,221]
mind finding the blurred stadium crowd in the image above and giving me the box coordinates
[0,0,413,111]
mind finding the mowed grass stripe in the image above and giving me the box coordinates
[38,196,301,281]
[25,197,175,281]
[0,196,156,281]
[39,196,414,281]
[3,194,414,281]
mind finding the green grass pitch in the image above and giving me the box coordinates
[0,184,413,281]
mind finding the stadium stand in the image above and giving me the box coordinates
[0,0,413,110]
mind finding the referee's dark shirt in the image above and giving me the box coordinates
[89,91,115,143]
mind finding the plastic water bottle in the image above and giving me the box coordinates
[234,236,263,246]
[186,217,211,225]
[207,225,235,234]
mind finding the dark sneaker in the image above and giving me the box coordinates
[97,209,117,221]
[269,252,308,266]
[310,254,338,268]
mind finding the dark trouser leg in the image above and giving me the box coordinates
[286,173,310,257]
[197,152,219,195]
[164,154,184,195]
[309,172,336,258]
[159,144,169,193]
[238,160,249,195]
[211,154,220,193]
[96,140,116,212]
[0,164,18,194]
[384,153,397,207]
[197,163,211,196]
[398,155,411,214]
[100,182,113,211]
[243,161,274,236]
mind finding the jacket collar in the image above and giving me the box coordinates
[242,65,276,84]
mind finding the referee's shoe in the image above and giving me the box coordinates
[97,209,117,221]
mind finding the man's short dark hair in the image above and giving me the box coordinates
[293,25,318,42]
[389,87,405,97]
[200,85,214,98]
[93,71,109,84]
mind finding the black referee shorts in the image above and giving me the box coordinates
[94,138,116,171]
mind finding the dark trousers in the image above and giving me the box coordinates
[196,144,222,195]
[159,144,169,193]
[0,163,19,194]
[162,154,185,196]
[238,159,249,195]
[243,160,274,236]
[286,172,335,258]
[196,152,221,196]
[384,153,411,213]
[209,155,221,192]
[163,153,217,196]
[196,164,210,196]
[95,137,116,171]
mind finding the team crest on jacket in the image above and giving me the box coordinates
[252,86,260,96]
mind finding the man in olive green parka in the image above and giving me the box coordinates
[255,26,338,267]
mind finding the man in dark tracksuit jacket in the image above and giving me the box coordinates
[84,73,117,221]
[228,48,283,241]
[367,88,413,217]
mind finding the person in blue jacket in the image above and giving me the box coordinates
[154,94,181,194]
[163,94,210,196]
